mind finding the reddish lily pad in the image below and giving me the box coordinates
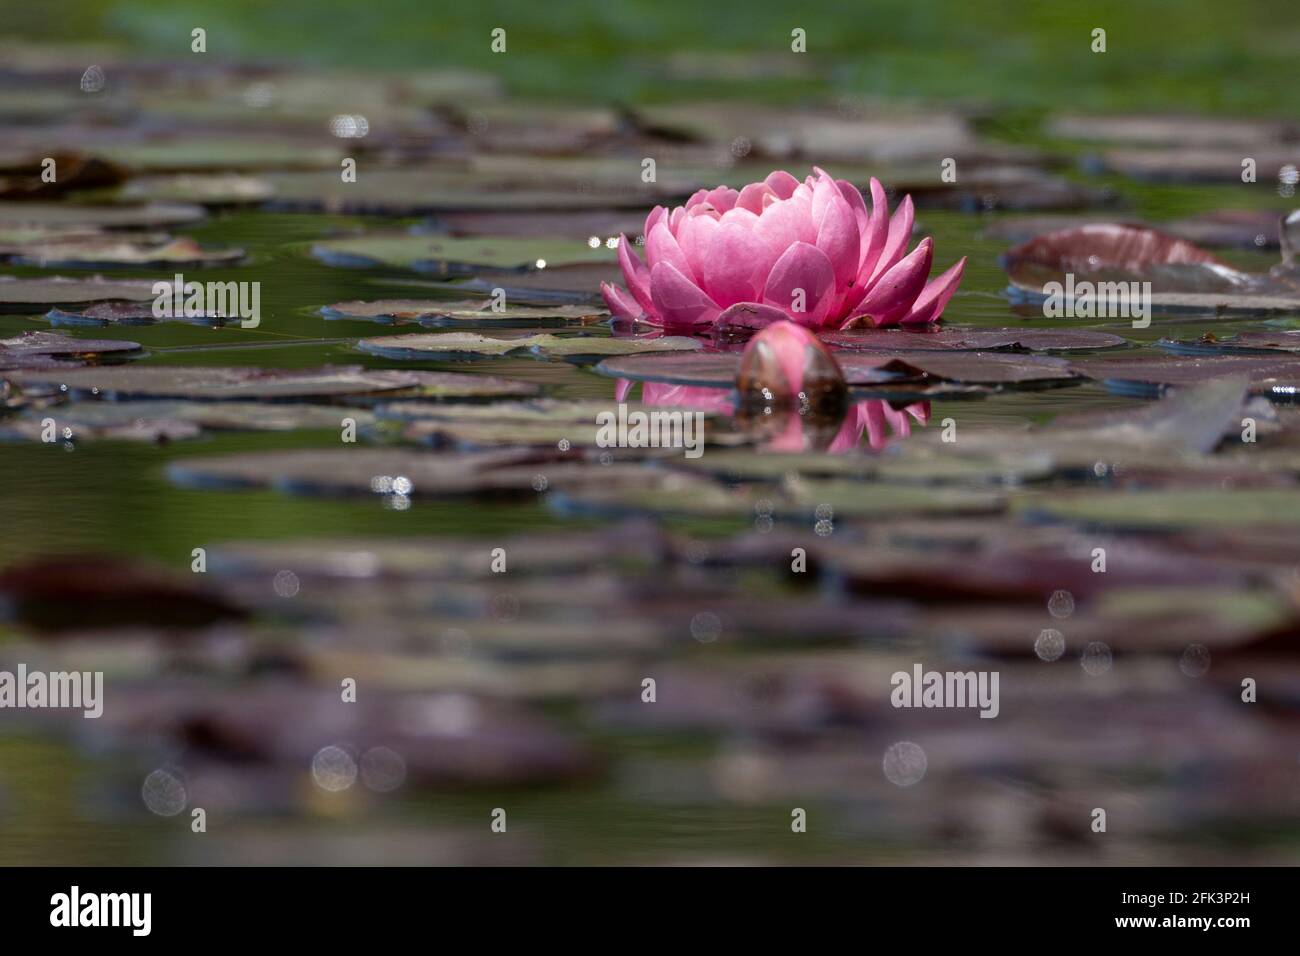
[822,327,1127,353]
[0,556,243,632]
[1070,354,1300,398]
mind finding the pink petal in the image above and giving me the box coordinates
[810,173,837,228]
[645,205,668,237]
[762,241,837,327]
[900,257,966,326]
[857,178,889,284]
[719,207,760,229]
[845,237,933,328]
[815,189,861,290]
[615,378,635,402]
[617,234,654,314]
[702,223,772,307]
[705,186,739,212]
[683,189,711,211]
[649,261,721,329]
[601,281,644,322]
[764,170,800,199]
[753,196,817,259]
[837,179,869,235]
[868,194,915,285]
[735,182,774,215]
[646,222,695,282]
[676,213,720,283]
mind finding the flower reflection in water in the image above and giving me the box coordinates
[615,378,929,454]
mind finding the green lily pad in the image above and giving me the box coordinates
[119,174,274,206]
[1159,330,1300,356]
[312,234,616,272]
[5,235,244,268]
[4,364,537,401]
[0,401,378,443]
[0,275,161,309]
[394,400,730,450]
[355,331,701,363]
[99,138,343,172]
[166,446,692,499]
[1019,488,1300,529]
[322,298,607,327]
[554,473,1005,521]
[0,201,206,229]
[46,301,240,327]
[264,169,666,215]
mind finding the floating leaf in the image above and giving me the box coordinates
[596,349,1080,391]
[1048,114,1297,147]
[1069,354,1300,398]
[355,331,701,363]
[312,234,615,272]
[0,330,141,369]
[0,275,160,309]
[0,201,205,229]
[1002,222,1300,313]
[0,153,127,200]
[822,327,1127,353]
[99,138,342,172]
[264,168,668,215]
[46,300,239,327]
[0,401,378,442]
[1165,209,1284,250]
[166,446,691,499]
[1097,148,1300,185]
[322,298,606,328]
[452,263,617,303]
[119,173,274,206]
[0,556,241,632]
[1019,488,1300,529]
[6,235,244,268]
[5,364,537,401]
[1159,330,1300,356]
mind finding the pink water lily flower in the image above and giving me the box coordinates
[601,168,966,333]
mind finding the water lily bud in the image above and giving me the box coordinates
[736,320,846,415]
